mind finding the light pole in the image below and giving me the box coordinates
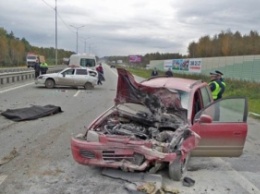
[55,0,58,65]
[70,25,85,53]
[84,37,93,53]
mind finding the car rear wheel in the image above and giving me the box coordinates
[168,153,190,181]
[45,79,55,88]
[84,82,93,90]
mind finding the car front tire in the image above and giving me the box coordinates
[45,79,55,88]
[168,153,190,181]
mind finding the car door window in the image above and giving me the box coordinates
[195,97,247,123]
[76,69,88,75]
[63,69,75,75]
[200,86,212,108]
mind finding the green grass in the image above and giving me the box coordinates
[125,67,260,117]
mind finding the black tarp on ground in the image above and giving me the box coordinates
[1,105,63,121]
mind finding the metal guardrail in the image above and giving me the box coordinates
[0,67,29,73]
[0,70,34,85]
[0,66,65,86]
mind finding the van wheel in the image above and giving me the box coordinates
[84,82,93,90]
[45,79,55,88]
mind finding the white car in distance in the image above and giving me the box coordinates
[35,67,98,89]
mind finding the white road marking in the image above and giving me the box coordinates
[0,83,33,94]
[0,175,7,185]
[73,90,81,97]
[111,69,118,76]
[214,158,260,193]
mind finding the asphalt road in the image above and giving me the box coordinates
[0,65,259,194]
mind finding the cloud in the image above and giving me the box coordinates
[1,0,260,57]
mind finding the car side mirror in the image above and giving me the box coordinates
[62,73,66,77]
[198,114,212,123]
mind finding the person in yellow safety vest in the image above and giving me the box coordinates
[208,72,225,101]
[40,61,48,74]
[208,72,225,121]
[215,70,226,99]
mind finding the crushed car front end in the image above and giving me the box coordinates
[71,68,200,181]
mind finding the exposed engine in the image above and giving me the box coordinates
[99,109,191,146]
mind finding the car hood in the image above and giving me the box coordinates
[40,73,59,78]
[115,68,186,120]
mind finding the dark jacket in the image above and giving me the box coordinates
[165,70,173,77]
[34,62,40,72]
[151,70,158,76]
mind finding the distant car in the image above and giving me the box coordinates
[35,67,98,89]
[71,68,248,181]
[110,64,116,68]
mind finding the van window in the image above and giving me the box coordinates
[80,58,96,68]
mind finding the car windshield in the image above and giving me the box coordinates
[27,56,37,60]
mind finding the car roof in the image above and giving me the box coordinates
[141,76,206,92]
[63,66,92,70]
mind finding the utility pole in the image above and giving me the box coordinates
[70,25,85,53]
[84,37,92,53]
[55,0,58,65]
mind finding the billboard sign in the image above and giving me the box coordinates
[189,58,202,73]
[129,55,142,63]
[164,58,202,73]
[164,60,173,70]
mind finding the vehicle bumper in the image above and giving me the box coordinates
[35,78,46,86]
[71,136,179,171]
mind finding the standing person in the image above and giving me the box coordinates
[34,58,41,79]
[215,70,226,99]
[208,72,225,101]
[96,63,104,85]
[40,60,48,75]
[165,68,173,77]
[151,67,159,77]
[208,72,224,121]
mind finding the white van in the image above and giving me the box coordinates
[68,54,97,69]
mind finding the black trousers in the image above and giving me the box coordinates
[35,71,40,78]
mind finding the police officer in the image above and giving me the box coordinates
[209,72,225,121]
[40,60,48,74]
[208,72,221,101]
[215,70,226,99]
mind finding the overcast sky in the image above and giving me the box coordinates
[1,0,260,57]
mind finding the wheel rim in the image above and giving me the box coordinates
[46,80,54,88]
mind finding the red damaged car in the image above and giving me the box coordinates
[71,68,248,181]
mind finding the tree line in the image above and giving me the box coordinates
[0,27,74,67]
[106,30,260,66]
[188,30,260,57]
[1,27,260,67]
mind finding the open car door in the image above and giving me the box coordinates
[191,97,248,157]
